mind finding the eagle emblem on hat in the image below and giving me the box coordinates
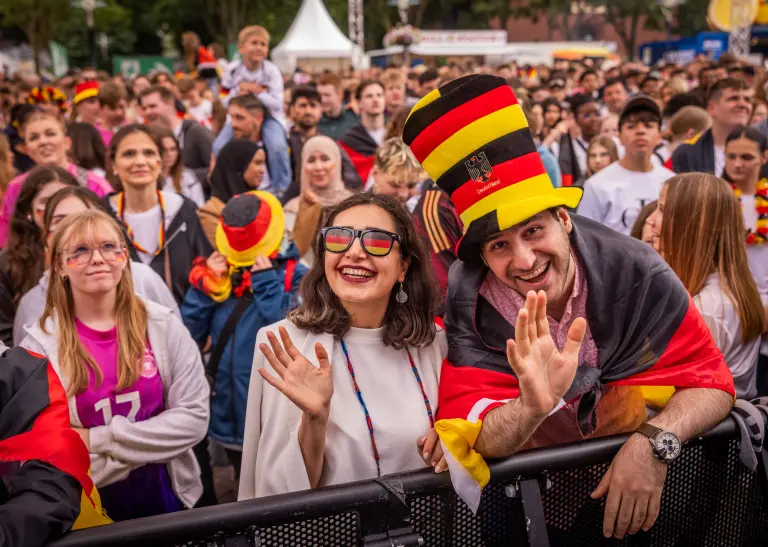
[465,152,493,184]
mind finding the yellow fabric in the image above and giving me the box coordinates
[406,88,442,123]
[422,105,527,181]
[459,175,583,227]
[72,485,112,530]
[215,191,285,267]
[434,418,490,489]
[641,386,675,410]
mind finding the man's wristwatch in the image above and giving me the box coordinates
[634,423,682,463]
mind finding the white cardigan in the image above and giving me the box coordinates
[20,299,210,509]
[238,319,447,500]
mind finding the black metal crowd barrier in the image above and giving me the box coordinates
[50,417,768,547]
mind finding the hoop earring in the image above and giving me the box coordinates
[396,281,408,304]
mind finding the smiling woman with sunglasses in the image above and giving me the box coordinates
[239,193,447,499]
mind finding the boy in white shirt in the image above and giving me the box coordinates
[213,25,291,197]
[178,77,213,130]
[578,95,675,235]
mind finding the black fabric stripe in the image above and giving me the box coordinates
[402,74,507,146]
[435,128,538,197]
[456,210,500,263]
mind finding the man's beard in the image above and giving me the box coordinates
[297,118,317,131]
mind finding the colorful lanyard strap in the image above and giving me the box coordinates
[117,191,167,256]
[339,338,435,477]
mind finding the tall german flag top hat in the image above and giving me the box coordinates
[402,74,582,263]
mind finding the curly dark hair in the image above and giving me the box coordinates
[5,164,78,305]
[289,193,437,349]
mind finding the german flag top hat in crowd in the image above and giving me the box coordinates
[73,81,100,106]
[216,191,285,267]
[402,74,583,263]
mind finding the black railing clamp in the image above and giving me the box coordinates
[504,474,551,547]
[360,477,424,547]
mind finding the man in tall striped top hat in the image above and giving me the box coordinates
[404,74,735,539]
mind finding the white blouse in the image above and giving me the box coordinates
[238,319,447,499]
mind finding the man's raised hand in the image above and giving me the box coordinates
[506,290,586,418]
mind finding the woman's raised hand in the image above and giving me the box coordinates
[258,326,334,420]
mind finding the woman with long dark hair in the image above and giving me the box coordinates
[0,165,78,345]
[648,173,765,398]
[239,193,446,499]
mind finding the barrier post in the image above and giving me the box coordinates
[360,477,423,546]
[506,474,551,547]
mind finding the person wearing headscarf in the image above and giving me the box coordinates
[284,135,353,264]
[198,139,267,248]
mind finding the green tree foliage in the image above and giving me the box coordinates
[0,0,69,71]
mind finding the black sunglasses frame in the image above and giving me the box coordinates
[320,227,402,257]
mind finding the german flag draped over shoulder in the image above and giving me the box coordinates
[0,346,111,528]
[339,124,379,183]
[402,75,735,513]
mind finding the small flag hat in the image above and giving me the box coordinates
[215,191,285,267]
[73,81,100,106]
[402,74,582,263]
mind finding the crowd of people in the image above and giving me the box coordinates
[0,21,766,547]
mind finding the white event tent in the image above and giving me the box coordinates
[271,0,363,73]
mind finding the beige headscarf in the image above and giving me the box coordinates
[300,135,352,208]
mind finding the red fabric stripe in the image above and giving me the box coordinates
[340,142,375,183]
[222,200,272,252]
[450,152,547,215]
[0,361,94,504]
[409,86,517,163]
[561,174,574,187]
[284,259,297,293]
[664,157,673,171]
[436,358,520,422]
[612,298,735,395]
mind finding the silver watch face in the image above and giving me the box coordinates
[654,431,682,462]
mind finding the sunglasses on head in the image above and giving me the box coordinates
[321,227,401,257]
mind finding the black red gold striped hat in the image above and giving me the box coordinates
[216,191,285,267]
[402,74,582,262]
[73,81,100,106]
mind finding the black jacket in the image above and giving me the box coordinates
[671,128,715,174]
[180,120,214,185]
[108,192,213,305]
[281,130,363,204]
[0,253,14,347]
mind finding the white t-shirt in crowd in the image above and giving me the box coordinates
[577,161,674,235]
[368,127,386,147]
[740,193,768,357]
[695,273,761,399]
[714,145,725,177]
[123,204,163,265]
[238,321,446,499]
[187,100,212,128]
[162,169,206,208]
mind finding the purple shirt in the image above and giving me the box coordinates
[0,164,113,247]
[74,319,181,521]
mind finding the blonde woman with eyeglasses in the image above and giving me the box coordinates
[20,210,209,521]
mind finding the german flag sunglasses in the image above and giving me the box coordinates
[320,227,401,257]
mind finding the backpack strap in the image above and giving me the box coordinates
[205,291,253,391]
[284,259,297,293]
